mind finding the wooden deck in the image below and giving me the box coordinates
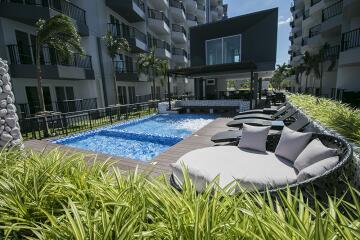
[24,117,236,176]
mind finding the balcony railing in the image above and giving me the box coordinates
[311,0,321,7]
[324,45,340,59]
[113,60,135,73]
[107,23,147,45]
[148,36,171,51]
[7,44,92,69]
[147,8,170,27]
[290,4,295,12]
[170,0,185,12]
[133,0,145,12]
[290,20,295,28]
[1,0,87,24]
[197,4,205,11]
[309,24,321,38]
[186,13,197,22]
[294,30,302,38]
[322,0,343,22]
[172,47,188,58]
[172,24,187,36]
[341,28,360,51]
[303,9,310,20]
[302,37,309,46]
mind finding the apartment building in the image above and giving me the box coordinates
[289,0,360,99]
[0,0,227,117]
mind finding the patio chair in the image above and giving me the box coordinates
[226,109,298,128]
[233,105,293,120]
[235,102,288,115]
[211,115,309,143]
[170,133,353,195]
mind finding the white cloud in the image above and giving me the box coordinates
[278,17,291,25]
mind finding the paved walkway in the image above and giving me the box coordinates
[24,117,236,176]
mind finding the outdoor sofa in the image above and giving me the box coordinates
[170,128,353,195]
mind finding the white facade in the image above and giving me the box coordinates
[0,0,227,117]
[289,0,360,98]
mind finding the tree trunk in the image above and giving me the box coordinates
[152,70,156,101]
[305,75,309,93]
[36,44,46,112]
[319,63,324,97]
[112,59,119,104]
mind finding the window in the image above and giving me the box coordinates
[25,86,53,114]
[118,86,127,104]
[206,34,241,65]
[128,86,135,104]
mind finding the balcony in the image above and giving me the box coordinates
[0,0,89,36]
[185,0,197,13]
[148,0,169,10]
[149,37,171,59]
[113,60,138,82]
[339,28,360,66]
[197,4,206,23]
[311,0,321,7]
[105,0,145,22]
[303,9,310,20]
[211,6,219,21]
[172,47,188,64]
[107,23,147,53]
[310,0,325,15]
[170,0,186,22]
[324,45,340,59]
[147,9,170,35]
[321,0,343,36]
[309,24,321,38]
[7,44,94,80]
[186,13,198,27]
[171,24,187,43]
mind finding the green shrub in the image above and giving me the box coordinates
[0,149,359,239]
[289,94,360,145]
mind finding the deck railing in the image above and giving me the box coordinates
[311,0,321,7]
[322,0,342,22]
[133,0,145,12]
[324,45,340,59]
[19,101,159,140]
[341,28,360,51]
[107,23,147,45]
[172,24,187,36]
[172,47,188,58]
[113,60,135,73]
[149,37,171,51]
[186,13,197,22]
[7,44,92,69]
[303,9,310,20]
[170,0,185,13]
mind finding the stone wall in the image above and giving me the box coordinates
[0,58,23,148]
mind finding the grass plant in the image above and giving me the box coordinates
[0,149,359,239]
[289,94,360,145]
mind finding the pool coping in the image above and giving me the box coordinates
[24,116,236,176]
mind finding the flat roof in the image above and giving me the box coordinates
[168,61,257,77]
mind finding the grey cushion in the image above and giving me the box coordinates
[238,124,270,152]
[297,156,339,182]
[275,127,312,162]
[171,146,297,193]
[294,138,338,171]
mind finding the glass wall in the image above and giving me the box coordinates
[206,34,241,65]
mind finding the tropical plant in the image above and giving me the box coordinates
[289,94,360,145]
[310,43,337,96]
[35,15,83,112]
[271,63,291,89]
[302,51,313,93]
[0,148,359,239]
[136,49,164,100]
[103,32,130,104]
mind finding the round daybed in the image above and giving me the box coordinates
[170,133,354,195]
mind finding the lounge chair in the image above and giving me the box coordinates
[170,133,352,194]
[236,102,288,115]
[226,109,298,128]
[233,105,293,120]
[211,115,309,143]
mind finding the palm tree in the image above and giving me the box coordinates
[103,32,130,104]
[35,14,83,113]
[136,49,164,100]
[311,43,337,96]
[302,51,313,93]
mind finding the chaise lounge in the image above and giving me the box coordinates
[170,126,353,194]
[232,104,293,120]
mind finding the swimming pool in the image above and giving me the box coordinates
[53,114,215,161]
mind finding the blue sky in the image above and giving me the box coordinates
[223,0,292,65]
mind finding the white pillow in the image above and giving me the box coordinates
[294,138,338,172]
[238,124,270,152]
[297,156,339,182]
[275,127,312,162]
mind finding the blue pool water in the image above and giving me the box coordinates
[53,114,215,161]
